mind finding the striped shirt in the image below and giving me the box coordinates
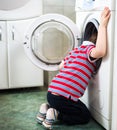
[48,41,97,102]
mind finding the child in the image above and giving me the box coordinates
[36,7,111,129]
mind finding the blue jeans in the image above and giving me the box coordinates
[47,92,91,125]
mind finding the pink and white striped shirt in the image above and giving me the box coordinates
[48,41,97,102]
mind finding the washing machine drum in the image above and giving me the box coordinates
[24,14,79,71]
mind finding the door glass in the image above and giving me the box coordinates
[31,21,74,64]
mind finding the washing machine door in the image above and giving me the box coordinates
[24,14,79,71]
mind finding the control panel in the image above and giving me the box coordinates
[75,0,115,11]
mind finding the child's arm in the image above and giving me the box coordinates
[90,7,111,59]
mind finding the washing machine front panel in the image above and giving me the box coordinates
[24,14,79,71]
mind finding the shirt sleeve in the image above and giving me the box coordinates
[87,45,98,63]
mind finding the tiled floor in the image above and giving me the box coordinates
[0,87,105,130]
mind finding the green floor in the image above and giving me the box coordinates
[0,87,105,130]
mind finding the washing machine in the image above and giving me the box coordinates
[0,0,44,89]
[75,0,115,130]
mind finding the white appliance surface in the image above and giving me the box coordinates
[0,21,8,89]
[75,0,115,130]
[75,0,115,11]
[0,0,42,20]
[0,0,29,10]
[111,4,117,129]
[7,18,44,88]
[0,0,43,89]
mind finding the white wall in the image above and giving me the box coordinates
[43,0,76,22]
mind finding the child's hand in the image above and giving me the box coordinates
[100,7,111,28]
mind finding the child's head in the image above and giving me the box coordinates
[83,22,98,44]
[88,33,97,43]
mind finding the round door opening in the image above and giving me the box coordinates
[83,19,99,45]
[31,21,74,65]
